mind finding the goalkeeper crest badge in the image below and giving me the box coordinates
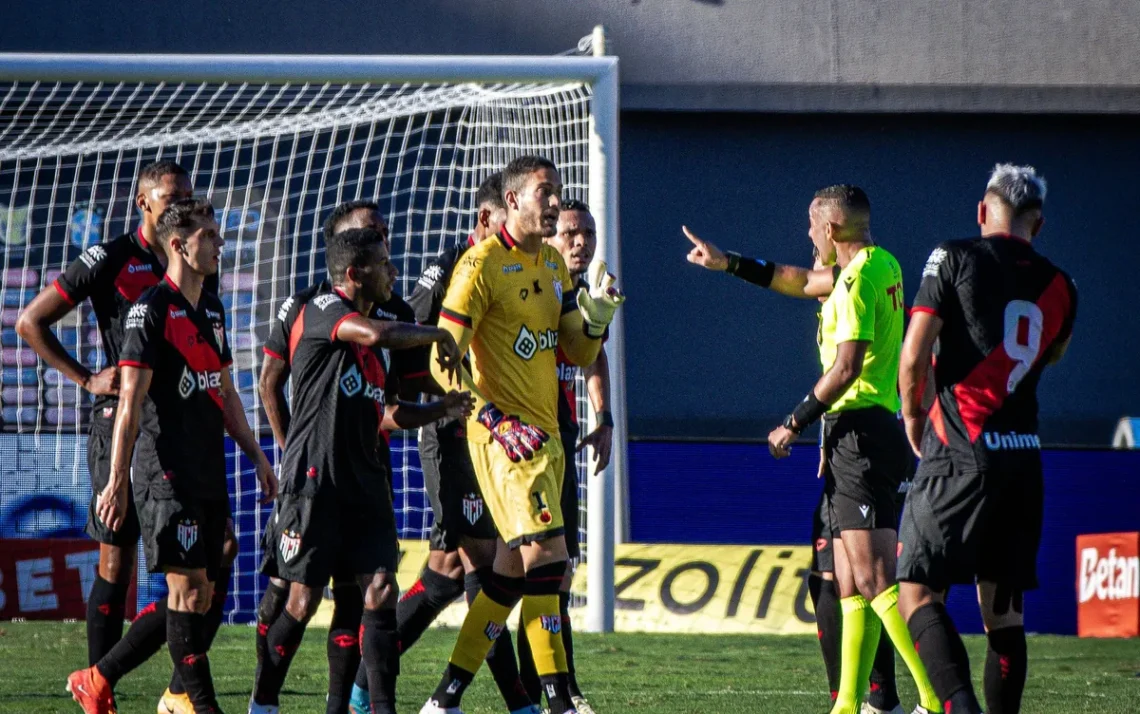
[532,490,553,524]
[540,614,562,634]
[553,279,563,302]
[212,322,225,351]
[280,529,302,563]
[176,519,199,552]
[462,493,484,526]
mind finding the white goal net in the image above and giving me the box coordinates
[0,42,620,626]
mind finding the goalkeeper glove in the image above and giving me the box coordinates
[477,403,550,463]
[576,260,626,338]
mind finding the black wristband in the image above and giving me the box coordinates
[789,392,830,431]
[597,411,614,428]
[725,252,775,288]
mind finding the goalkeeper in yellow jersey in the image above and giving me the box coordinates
[418,155,624,714]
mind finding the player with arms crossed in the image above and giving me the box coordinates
[253,200,451,714]
[254,227,470,714]
[348,173,539,714]
[897,165,1076,714]
[761,186,940,714]
[514,198,611,714]
[68,198,277,714]
[419,155,624,714]
[684,229,914,713]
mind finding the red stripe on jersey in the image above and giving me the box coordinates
[909,306,937,317]
[951,273,1072,443]
[439,308,471,328]
[52,279,76,305]
[287,306,306,364]
[928,395,949,445]
[118,359,150,369]
[498,227,518,249]
[329,311,360,341]
[114,258,159,302]
[263,347,285,361]
[163,306,226,410]
[401,370,429,379]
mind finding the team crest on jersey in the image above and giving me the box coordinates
[553,279,563,302]
[213,323,225,351]
[462,493,484,526]
[540,614,562,634]
[177,519,199,552]
[279,529,302,562]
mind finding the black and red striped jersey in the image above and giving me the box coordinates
[118,276,232,499]
[912,235,1077,472]
[53,228,218,422]
[556,277,591,434]
[267,284,390,499]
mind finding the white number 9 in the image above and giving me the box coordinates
[1004,300,1043,393]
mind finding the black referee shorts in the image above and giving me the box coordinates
[822,406,910,534]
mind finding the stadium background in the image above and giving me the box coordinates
[2,1,1138,637]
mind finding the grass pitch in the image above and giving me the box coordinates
[1,622,1137,713]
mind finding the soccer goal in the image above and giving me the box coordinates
[0,30,622,632]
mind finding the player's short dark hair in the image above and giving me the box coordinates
[323,199,381,242]
[327,227,385,285]
[138,160,189,189]
[813,184,871,215]
[475,172,505,211]
[501,155,558,198]
[561,198,590,213]
[156,197,215,246]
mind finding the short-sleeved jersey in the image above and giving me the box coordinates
[118,276,232,499]
[556,277,592,433]
[406,236,475,328]
[372,293,428,386]
[53,228,219,420]
[271,285,391,498]
[440,229,575,439]
[819,246,905,413]
[912,236,1077,472]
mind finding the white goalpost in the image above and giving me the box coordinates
[0,31,622,632]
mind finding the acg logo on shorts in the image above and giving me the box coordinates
[513,324,557,360]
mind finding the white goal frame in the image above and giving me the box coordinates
[0,43,623,632]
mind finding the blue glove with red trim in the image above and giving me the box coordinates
[478,403,549,462]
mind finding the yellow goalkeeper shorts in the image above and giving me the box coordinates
[468,434,565,548]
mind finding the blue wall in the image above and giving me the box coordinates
[620,112,1140,444]
[628,441,1140,634]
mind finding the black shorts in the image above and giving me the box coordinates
[422,421,497,552]
[560,428,582,560]
[85,418,141,548]
[822,407,910,533]
[135,478,229,581]
[897,448,1044,591]
[262,485,400,588]
[811,472,912,573]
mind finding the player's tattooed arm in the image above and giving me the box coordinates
[579,345,613,474]
[382,390,476,431]
[683,225,834,299]
[258,353,291,451]
[16,286,119,395]
[220,369,278,503]
[335,315,461,381]
[97,365,151,532]
[900,310,944,457]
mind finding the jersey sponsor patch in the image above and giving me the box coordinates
[502,262,523,274]
[513,325,557,360]
[923,247,948,277]
[417,263,444,290]
[124,303,148,330]
[982,431,1041,451]
[276,295,295,322]
[78,244,108,269]
[178,366,222,399]
[314,293,340,311]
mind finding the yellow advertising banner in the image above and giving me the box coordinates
[312,542,817,635]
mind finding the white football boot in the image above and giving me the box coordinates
[419,700,464,714]
[860,704,904,714]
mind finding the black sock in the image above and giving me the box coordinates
[466,569,531,711]
[362,608,400,714]
[253,582,288,703]
[168,568,231,696]
[868,626,900,711]
[253,609,309,706]
[167,609,218,711]
[96,598,168,686]
[908,602,982,713]
[808,574,842,701]
[516,607,542,704]
[559,591,583,700]
[327,584,364,714]
[539,672,574,714]
[985,626,1028,714]
[86,575,130,666]
[396,566,464,652]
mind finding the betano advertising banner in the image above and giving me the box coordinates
[313,542,816,635]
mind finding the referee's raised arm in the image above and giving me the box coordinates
[683,224,837,298]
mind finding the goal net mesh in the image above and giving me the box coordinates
[0,55,596,621]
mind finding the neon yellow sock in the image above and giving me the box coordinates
[447,591,512,674]
[871,584,943,712]
[831,595,878,714]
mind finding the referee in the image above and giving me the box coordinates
[765,186,940,714]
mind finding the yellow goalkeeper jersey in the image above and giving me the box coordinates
[440,228,576,441]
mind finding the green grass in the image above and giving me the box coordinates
[1,622,1137,713]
